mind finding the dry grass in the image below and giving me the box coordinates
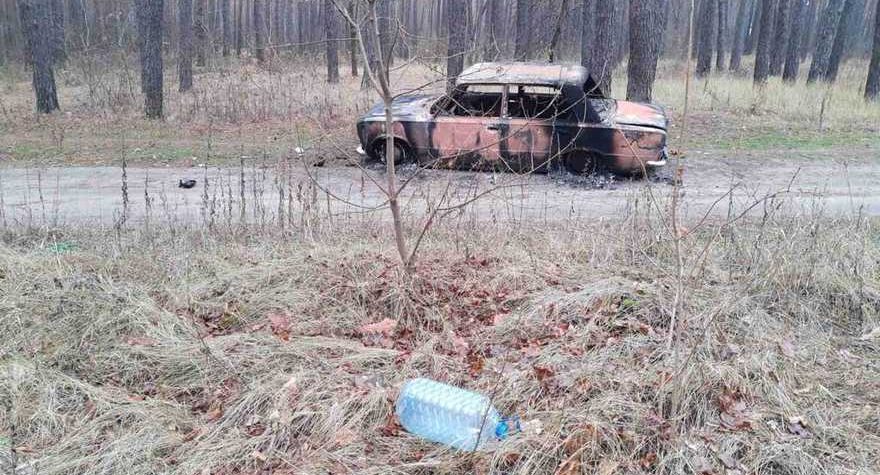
[1,186,879,474]
[1,54,878,166]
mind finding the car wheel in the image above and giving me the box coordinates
[563,151,602,175]
[371,139,409,165]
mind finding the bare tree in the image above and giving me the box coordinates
[783,0,805,81]
[696,0,718,77]
[445,0,467,91]
[716,0,728,71]
[236,0,244,56]
[194,0,207,66]
[18,0,59,113]
[179,0,194,92]
[807,0,845,83]
[548,0,571,62]
[753,0,776,84]
[581,0,595,68]
[730,0,753,71]
[824,0,859,82]
[627,0,667,102]
[591,0,616,92]
[222,0,232,56]
[325,0,340,83]
[770,0,790,76]
[514,0,531,60]
[348,1,358,76]
[50,0,65,62]
[136,0,164,119]
[483,0,502,60]
[866,0,880,100]
[254,0,267,62]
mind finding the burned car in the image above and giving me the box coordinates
[356,62,668,175]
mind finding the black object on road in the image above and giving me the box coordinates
[178,179,197,189]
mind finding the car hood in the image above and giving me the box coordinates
[614,101,668,130]
[361,94,438,121]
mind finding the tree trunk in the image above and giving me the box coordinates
[730,0,753,71]
[754,0,776,83]
[590,0,615,92]
[514,0,530,60]
[68,0,87,49]
[348,1,358,76]
[745,0,761,53]
[800,0,820,60]
[548,0,571,62]
[446,0,467,91]
[483,0,501,60]
[222,0,231,56]
[50,0,65,62]
[581,0,594,68]
[236,0,244,56]
[716,0,728,71]
[254,0,267,61]
[377,0,393,67]
[824,0,858,82]
[807,0,845,83]
[627,0,666,102]
[136,0,164,119]
[179,0,194,91]
[782,0,805,81]
[18,0,60,113]
[865,0,880,99]
[194,0,207,66]
[696,0,718,77]
[770,0,789,76]
[324,0,339,83]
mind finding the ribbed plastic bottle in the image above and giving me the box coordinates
[395,378,514,451]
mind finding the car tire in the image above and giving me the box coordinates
[371,139,410,165]
[563,151,602,175]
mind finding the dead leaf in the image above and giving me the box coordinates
[554,457,581,475]
[597,460,619,475]
[205,405,224,422]
[779,338,795,357]
[452,333,469,357]
[250,450,267,462]
[379,412,402,437]
[639,451,658,468]
[786,417,812,438]
[359,318,396,336]
[467,351,485,377]
[267,311,292,341]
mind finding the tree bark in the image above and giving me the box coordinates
[136,0,164,119]
[548,0,571,62]
[445,0,467,91]
[807,0,845,83]
[254,0,267,61]
[770,0,789,76]
[483,0,501,60]
[50,0,65,62]
[716,0,728,71]
[627,0,666,102]
[782,0,805,81]
[800,0,819,60]
[753,0,776,83]
[591,0,616,92]
[195,0,207,66]
[580,0,594,68]
[377,0,393,67]
[730,0,753,71]
[222,0,231,56]
[348,1,358,76]
[865,0,880,99]
[324,0,339,83]
[179,0,194,91]
[18,0,60,113]
[824,0,858,82]
[236,0,245,56]
[514,0,530,60]
[745,0,761,54]
[696,0,718,77]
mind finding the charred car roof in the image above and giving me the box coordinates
[456,62,589,88]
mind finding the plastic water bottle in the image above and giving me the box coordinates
[395,378,516,451]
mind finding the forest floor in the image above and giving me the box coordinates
[2,58,880,475]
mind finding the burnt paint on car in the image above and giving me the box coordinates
[356,62,669,175]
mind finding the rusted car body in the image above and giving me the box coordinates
[356,62,668,175]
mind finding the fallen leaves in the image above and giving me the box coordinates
[786,416,812,438]
[358,318,397,348]
[267,311,292,341]
[717,389,754,432]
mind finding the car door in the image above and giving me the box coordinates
[424,85,505,171]
[500,85,567,172]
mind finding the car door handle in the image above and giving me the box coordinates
[486,124,501,131]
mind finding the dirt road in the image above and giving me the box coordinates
[1,154,877,228]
